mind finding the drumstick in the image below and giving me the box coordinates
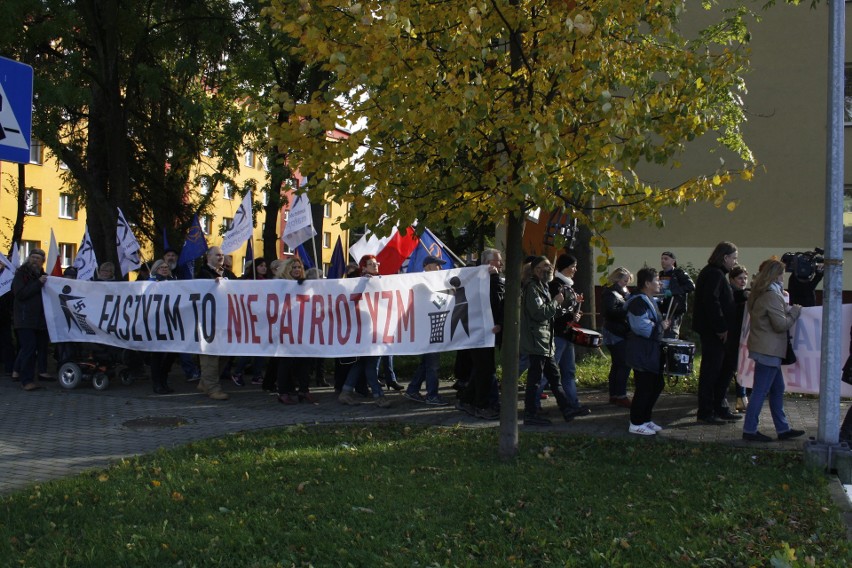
[665,296,677,321]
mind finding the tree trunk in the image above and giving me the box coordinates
[11,164,26,255]
[574,221,596,330]
[498,211,524,460]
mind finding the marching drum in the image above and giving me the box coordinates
[660,339,695,376]
[567,326,603,348]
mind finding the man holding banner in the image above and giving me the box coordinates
[195,246,235,400]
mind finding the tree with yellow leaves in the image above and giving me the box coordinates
[263,0,809,457]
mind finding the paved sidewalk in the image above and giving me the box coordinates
[0,370,847,496]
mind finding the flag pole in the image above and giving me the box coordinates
[311,218,320,273]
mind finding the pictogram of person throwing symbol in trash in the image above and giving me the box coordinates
[445,276,469,340]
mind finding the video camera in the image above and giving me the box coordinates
[781,247,824,282]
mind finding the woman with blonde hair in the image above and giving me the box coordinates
[602,267,633,408]
[742,259,805,442]
[273,256,316,404]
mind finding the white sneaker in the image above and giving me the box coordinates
[645,421,663,432]
[628,423,656,436]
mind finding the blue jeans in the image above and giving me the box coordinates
[406,352,439,397]
[743,361,792,435]
[179,353,199,378]
[538,337,579,408]
[233,356,266,378]
[343,356,383,398]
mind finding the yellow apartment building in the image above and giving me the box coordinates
[1,138,351,278]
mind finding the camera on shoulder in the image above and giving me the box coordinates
[781,247,824,282]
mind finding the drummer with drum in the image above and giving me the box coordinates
[625,267,672,436]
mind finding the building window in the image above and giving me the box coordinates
[59,243,76,268]
[323,232,331,249]
[199,177,211,196]
[223,182,234,200]
[29,139,43,165]
[282,243,293,254]
[21,240,41,258]
[222,217,234,232]
[283,210,289,221]
[844,184,852,246]
[245,150,255,168]
[263,156,270,172]
[323,202,331,218]
[24,189,41,216]
[58,194,77,219]
[261,190,269,206]
[200,215,212,235]
[846,65,852,125]
[322,262,330,276]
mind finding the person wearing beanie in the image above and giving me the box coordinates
[659,251,694,339]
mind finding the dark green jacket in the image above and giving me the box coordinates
[520,277,558,357]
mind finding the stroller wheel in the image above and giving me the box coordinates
[58,362,83,389]
[119,369,134,386]
[93,373,110,391]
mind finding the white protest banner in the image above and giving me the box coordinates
[42,266,495,357]
[220,192,254,254]
[116,207,142,276]
[0,252,13,295]
[736,304,852,397]
[281,194,316,250]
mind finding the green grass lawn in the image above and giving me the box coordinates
[1,424,849,567]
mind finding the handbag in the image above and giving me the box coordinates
[781,334,797,366]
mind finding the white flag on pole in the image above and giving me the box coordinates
[47,228,63,276]
[0,252,14,295]
[116,207,142,276]
[73,225,99,281]
[281,193,317,250]
[220,192,254,254]
[10,242,21,268]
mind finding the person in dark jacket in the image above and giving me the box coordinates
[12,249,49,391]
[625,267,670,435]
[659,251,695,338]
[457,248,505,419]
[602,267,633,408]
[194,246,235,400]
[723,266,750,412]
[519,256,577,426]
[692,241,741,424]
[787,263,823,307]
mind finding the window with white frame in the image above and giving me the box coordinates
[24,189,41,216]
[245,150,255,168]
[282,243,293,254]
[59,243,76,268]
[21,240,41,258]
[29,139,43,165]
[223,182,234,200]
[263,156,270,172]
[200,215,212,235]
[58,194,77,219]
[283,210,289,221]
[261,190,269,205]
[222,217,234,232]
[199,177,210,196]
[323,232,331,249]
[322,262,330,276]
[323,202,331,218]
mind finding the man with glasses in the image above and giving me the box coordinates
[195,246,235,400]
[520,256,578,426]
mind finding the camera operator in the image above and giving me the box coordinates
[659,251,695,339]
[787,261,823,307]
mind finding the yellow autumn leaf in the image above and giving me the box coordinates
[726,201,737,212]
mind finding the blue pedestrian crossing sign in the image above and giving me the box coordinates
[0,56,34,164]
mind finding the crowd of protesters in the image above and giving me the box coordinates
[0,241,825,442]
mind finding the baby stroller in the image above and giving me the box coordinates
[56,342,145,390]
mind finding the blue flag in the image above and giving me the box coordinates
[327,236,346,279]
[243,239,254,276]
[406,228,455,273]
[176,215,208,280]
[296,243,315,269]
[162,226,171,252]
